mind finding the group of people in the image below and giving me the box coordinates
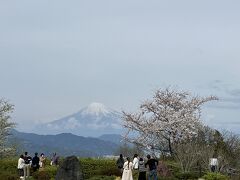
[116,154,158,180]
[17,151,59,179]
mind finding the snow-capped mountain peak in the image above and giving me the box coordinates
[81,102,110,116]
[37,102,122,137]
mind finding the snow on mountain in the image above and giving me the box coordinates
[81,102,110,116]
[36,103,123,137]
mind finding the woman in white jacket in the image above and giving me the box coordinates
[122,157,133,180]
[17,154,25,178]
[133,154,139,170]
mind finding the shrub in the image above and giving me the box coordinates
[88,175,116,180]
[80,158,121,179]
[42,166,58,179]
[158,177,178,180]
[30,164,58,180]
[0,172,19,180]
[202,172,230,180]
[32,170,50,180]
[0,158,18,174]
[163,160,181,175]
[174,171,199,180]
[0,157,19,179]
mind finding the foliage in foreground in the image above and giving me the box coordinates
[87,175,117,180]
[0,157,237,180]
[0,158,19,180]
[80,158,121,179]
[202,172,230,180]
[0,157,121,179]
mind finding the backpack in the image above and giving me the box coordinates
[24,156,32,164]
[116,158,124,169]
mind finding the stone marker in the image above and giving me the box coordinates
[55,156,84,180]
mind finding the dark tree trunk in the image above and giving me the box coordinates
[168,138,173,156]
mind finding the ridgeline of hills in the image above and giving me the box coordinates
[11,129,122,157]
[11,103,126,157]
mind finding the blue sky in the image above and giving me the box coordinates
[0,0,240,133]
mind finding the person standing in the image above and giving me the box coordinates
[133,154,139,177]
[51,152,59,165]
[209,155,218,172]
[122,157,133,180]
[39,153,46,168]
[133,154,139,170]
[23,152,32,178]
[32,152,40,172]
[138,158,147,180]
[116,154,125,173]
[145,155,158,180]
[17,154,25,179]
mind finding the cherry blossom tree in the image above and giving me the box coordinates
[122,88,218,155]
[0,99,15,157]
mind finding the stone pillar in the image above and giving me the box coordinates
[55,156,84,180]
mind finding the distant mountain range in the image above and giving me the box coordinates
[10,103,129,157]
[34,102,123,137]
[10,129,122,157]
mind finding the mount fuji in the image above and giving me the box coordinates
[35,103,123,137]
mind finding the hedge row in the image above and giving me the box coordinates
[80,158,121,179]
[0,157,232,180]
[0,157,120,180]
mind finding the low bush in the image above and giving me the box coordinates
[174,171,199,180]
[0,172,19,180]
[158,177,178,180]
[0,158,18,174]
[32,170,50,180]
[42,165,58,179]
[27,165,58,180]
[87,175,117,180]
[202,172,230,180]
[0,157,19,180]
[80,158,121,179]
[3,157,231,180]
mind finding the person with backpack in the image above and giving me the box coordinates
[116,154,125,173]
[23,152,32,178]
[32,152,40,172]
[133,154,139,177]
[145,155,158,180]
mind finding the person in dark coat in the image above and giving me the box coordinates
[116,154,125,173]
[32,152,40,172]
[145,155,158,180]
